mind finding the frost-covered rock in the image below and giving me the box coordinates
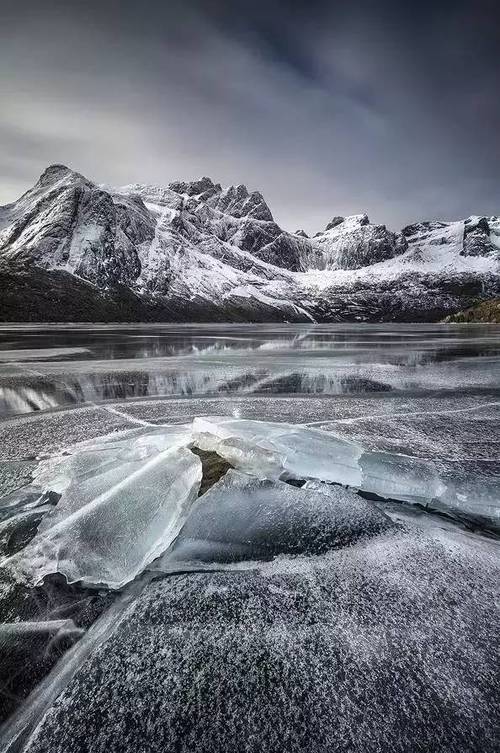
[312,214,408,270]
[0,166,143,286]
[205,183,274,222]
[462,216,500,258]
[168,176,220,199]
[253,231,316,270]
[324,215,346,231]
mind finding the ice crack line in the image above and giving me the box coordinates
[302,400,500,426]
[100,404,154,427]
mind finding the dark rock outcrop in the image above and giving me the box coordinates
[462,216,500,258]
[325,215,346,231]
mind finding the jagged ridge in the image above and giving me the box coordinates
[0,165,499,322]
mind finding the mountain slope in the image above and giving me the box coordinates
[1,165,499,322]
[443,299,500,323]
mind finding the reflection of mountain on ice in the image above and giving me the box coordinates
[1,347,499,416]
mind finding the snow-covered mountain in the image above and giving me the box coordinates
[1,164,499,322]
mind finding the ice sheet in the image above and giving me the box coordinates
[192,416,364,487]
[21,526,500,753]
[33,424,193,494]
[3,405,498,598]
[9,432,201,589]
[191,416,500,526]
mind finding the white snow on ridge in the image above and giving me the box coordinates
[301,219,498,291]
[1,165,499,320]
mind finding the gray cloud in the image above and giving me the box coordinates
[1,0,499,233]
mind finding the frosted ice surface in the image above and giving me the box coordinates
[166,469,394,564]
[4,408,497,595]
[23,526,500,753]
[14,439,201,589]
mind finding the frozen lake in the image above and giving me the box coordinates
[0,324,499,750]
[1,322,500,417]
[1,322,499,527]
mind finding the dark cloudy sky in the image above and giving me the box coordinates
[1,0,499,233]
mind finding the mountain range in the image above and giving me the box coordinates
[1,164,499,322]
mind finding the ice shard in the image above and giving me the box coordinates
[191,416,500,526]
[13,440,201,589]
[33,424,193,494]
[358,451,447,506]
[192,416,364,487]
[193,432,285,480]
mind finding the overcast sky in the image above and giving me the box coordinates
[1,0,499,233]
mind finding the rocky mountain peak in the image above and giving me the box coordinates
[462,216,500,258]
[205,184,274,222]
[168,177,218,197]
[319,214,370,236]
[325,216,345,231]
[1,164,499,323]
[465,216,490,236]
[36,164,85,189]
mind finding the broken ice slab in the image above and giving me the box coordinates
[33,424,193,494]
[432,458,500,527]
[192,416,364,487]
[11,444,202,589]
[191,416,500,527]
[193,433,285,480]
[165,469,394,565]
[359,451,447,507]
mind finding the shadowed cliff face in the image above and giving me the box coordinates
[1,165,499,323]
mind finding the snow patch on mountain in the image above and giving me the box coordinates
[1,165,499,322]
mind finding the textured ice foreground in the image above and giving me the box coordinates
[22,525,500,753]
[4,410,498,594]
[1,401,499,752]
[10,427,201,588]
